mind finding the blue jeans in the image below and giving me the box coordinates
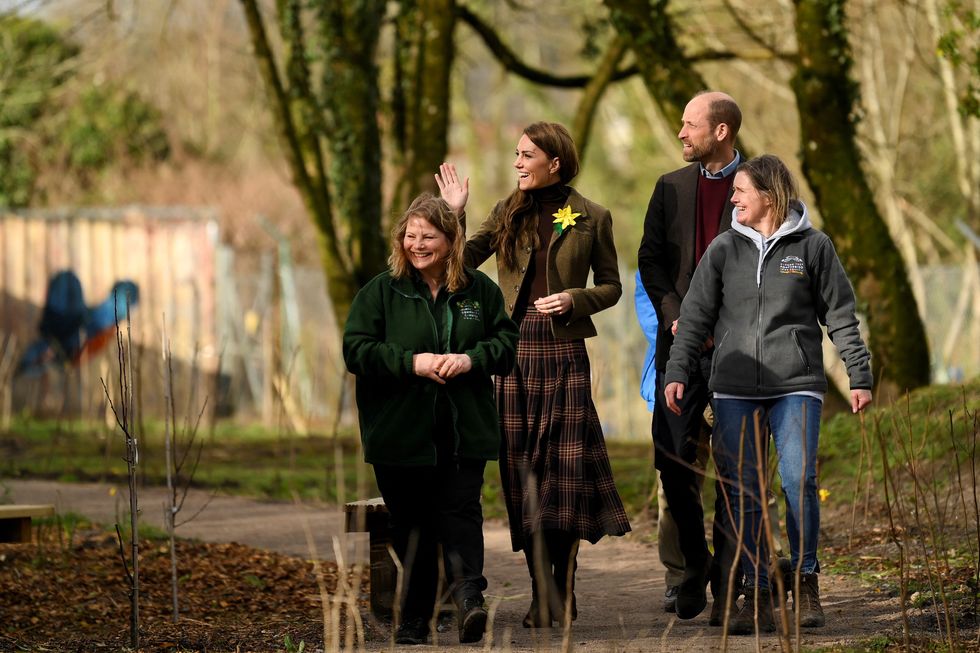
[713,395,822,589]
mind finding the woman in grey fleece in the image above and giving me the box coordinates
[663,155,873,635]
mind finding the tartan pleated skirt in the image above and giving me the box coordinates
[497,307,631,552]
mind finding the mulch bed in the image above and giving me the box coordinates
[0,527,379,652]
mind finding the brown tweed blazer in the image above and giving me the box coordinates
[463,187,622,340]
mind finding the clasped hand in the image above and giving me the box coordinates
[413,352,473,384]
[533,292,572,316]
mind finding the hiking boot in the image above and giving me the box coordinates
[708,586,739,627]
[458,597,488,643]
[675,554,712,620]
[770,557,792,608]
[794,573,826,627]
[728,587,775,635]
[395,616,430,645]
[663,585,679,613]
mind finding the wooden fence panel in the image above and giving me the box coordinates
[0,208,219,418]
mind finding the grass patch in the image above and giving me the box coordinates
[0,418,658,523]
[0,418,377,504]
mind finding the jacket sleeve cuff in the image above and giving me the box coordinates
[464,348,485,373]
[403,351,415,377]
[663,368,688,386]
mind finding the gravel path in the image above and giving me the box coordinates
[5,479,902,651]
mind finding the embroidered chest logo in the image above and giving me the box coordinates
[779,255,806,276]
[456,299,482,321]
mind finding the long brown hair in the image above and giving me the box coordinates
[493,122,580,269]
[388,193,468,292]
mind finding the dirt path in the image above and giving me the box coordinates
[6,479,902,651]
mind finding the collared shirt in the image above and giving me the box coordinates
[700,150,741,179]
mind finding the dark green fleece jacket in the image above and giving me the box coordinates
[343,268,518,466]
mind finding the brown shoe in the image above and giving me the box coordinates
[727,587,775,635]
[794,573,825,627]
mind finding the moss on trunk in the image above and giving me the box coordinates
[791,0,930,395]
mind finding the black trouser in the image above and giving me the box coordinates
[374,456,488,620]
[653,363,739,598]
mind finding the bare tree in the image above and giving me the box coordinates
[161,323,210,624]
[102,298,140,649]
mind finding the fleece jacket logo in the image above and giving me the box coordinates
[779,255,806,276]
[456,299,482,321]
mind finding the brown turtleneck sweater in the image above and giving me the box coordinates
[514,184,570,319]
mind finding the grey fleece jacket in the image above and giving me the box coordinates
[664,200,873,395]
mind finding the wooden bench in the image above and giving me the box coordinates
[0,504,55,543]
[344,498,396,618]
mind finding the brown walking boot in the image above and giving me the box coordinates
[727,587,775,635]
[794,573,826,627]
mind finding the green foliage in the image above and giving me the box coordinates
[243,573,266,589]
[819,378,980,489]
[282,634,305,653]
[0,13,169,207]
[937,1,980,117]
[0,13,77,206]
[54,86,170,171]
[812,635,896,652]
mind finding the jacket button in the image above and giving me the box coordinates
[520,267,526,273]
[514,285,519,291]
[508,303,514,310]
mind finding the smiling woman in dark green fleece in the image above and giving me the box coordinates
[343,194,518,646]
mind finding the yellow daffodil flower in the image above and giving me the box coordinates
[552,205,581,234]
[818,488,830,502]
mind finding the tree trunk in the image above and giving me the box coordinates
[392,0,456,212]
[791,0,930,396]
[241,0,389,327]
[319,1,388,289]
[603,0,703,128]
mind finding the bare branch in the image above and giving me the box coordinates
[114,524,133,585]
[720,0,796,61]
[457,4,638,88]
[573,34,628,161]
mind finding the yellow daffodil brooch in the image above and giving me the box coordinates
[552,205,581,235]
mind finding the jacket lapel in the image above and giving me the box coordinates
[677,163,700,252]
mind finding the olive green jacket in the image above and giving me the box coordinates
[463,187,622,339]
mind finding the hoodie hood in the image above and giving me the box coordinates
[730,199,811,285]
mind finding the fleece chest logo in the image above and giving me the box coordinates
[456,299,482,321]
[779,255,806,276]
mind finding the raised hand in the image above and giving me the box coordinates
[435,162,469,214]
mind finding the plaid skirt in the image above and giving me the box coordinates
[497,308,631,552]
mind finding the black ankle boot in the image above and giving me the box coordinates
[523,579,552,628]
